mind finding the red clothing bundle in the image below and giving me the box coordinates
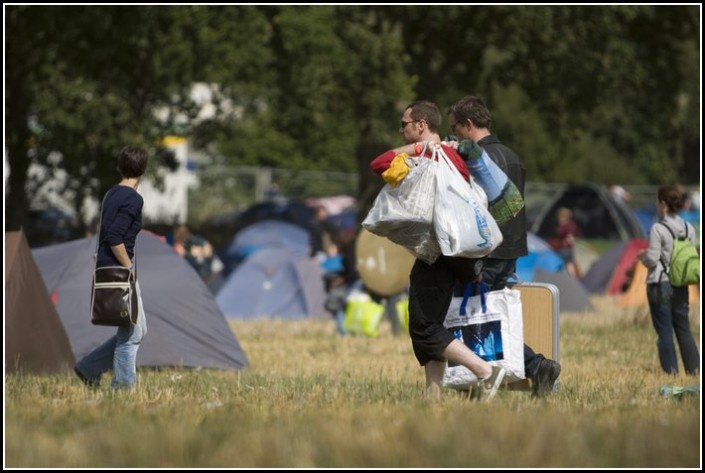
[370,144,470,181]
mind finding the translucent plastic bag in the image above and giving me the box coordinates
[362,156,441,264]
[432,145,503,258]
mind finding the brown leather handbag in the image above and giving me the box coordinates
[90,190,139,327]
[90,266,138,326]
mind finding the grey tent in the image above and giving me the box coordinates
[32,231,248,370]
[5,230,75,374]
[533,269,593,313]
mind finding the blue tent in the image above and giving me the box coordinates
[222,220,311,273]
[515,233,564,282]
[216,248,326,320]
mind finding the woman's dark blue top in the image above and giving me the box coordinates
[96,185,143,268]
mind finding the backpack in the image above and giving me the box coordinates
[659,222,700,287]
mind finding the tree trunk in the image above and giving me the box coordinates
[5,72,31,233]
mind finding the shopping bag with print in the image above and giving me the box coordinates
[442,283,524,389]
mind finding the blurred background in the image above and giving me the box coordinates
[4,5,700,251]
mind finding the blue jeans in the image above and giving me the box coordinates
[335,309,347,336]
[76,281,147,388]
[646,282,699,375]
[482,258,545,378]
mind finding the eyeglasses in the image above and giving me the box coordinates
[400,119,421,130]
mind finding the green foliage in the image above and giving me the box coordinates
[5,6,275,229]
[485,84,561,180]
[393,5,699,185]
[480,5,699,184]
[5,5,699,231]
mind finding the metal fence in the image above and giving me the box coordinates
[190,165,699,224]
[188,165,358,224]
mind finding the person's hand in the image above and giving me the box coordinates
[442,140,459,150]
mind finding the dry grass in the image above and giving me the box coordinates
[5,296,701,468]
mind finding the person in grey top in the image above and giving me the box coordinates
[638,185,699,375]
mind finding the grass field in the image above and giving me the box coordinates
[5,296,701,468]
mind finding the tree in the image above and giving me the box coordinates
[480,6,700,184]
[6,5,699,242]
[5,6,274,234]
[390,5,700,184]
[211,6,414,218]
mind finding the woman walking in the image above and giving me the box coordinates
[74,145,150,389]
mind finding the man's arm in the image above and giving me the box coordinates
[370,142,426,175]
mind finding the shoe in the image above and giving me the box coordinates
[532,359,561,397]
[474,366,506,402]
[74,366,100,388]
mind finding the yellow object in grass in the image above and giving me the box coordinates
[381,153,410,187]
[396,298,409,332]
[343,299,384,337]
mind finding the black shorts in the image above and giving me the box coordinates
[408,256,484,366]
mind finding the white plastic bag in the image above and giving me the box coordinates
[432,145,503,258]
[442,284,525,389]
[362,156,441,264]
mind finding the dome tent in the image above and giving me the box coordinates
[32,232,248,371]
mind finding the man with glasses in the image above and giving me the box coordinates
[369,101,506,401]
[447,96,562,397]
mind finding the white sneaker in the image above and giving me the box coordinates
[474,366,506,402]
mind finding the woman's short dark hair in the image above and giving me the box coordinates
[658,185,685,213]
[117,145,149,178]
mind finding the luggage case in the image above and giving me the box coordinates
[507,282,560,390]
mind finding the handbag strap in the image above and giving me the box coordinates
[460,282,488,315]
